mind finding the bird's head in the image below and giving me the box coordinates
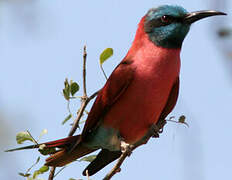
[144,5,226,48]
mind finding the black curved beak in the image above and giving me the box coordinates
[184,10,227,24]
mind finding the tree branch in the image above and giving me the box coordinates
[48,166,56,180]
[68,89,99,137]
[68,46,99,137]
[48,46,99,180]
[103,119,167,180]
[83,45,87,97]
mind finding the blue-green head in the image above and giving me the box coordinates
[144,5,226,48]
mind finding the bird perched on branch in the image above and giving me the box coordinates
[6,5,226,177]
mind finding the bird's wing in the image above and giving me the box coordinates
[81,77,180,176]
[81,59,135,138]
[158,77,179,121]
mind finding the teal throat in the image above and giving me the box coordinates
[146,23,190,48]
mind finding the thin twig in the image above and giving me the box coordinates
[68,46,100,137]
[100,64,108,80]
[26,130,38,145]
[83,45,87,97]
[54,166,67,178]
[68,90,99,137]
[48,166,56,180]
[166,119,189,127]
[25,156,40,175]
[103,120,167,180]
[48,46,99,180]
[67,100,72,115]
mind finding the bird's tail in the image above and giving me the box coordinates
[5,135,80,152]
[45,142,95,167]
[6,135,96,167]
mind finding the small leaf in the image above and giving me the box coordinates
[70,82,79,96]
[18,172,31,177]
[33,171,39,179]
[35,156,41,164]
[178,115,189,127]
[64,78,69,88]
[39,166,49,173]
[33,166,49,179]
[178,115,186,123]
[38,129,48,142]
[62,114,72,125]
[99,48,113,65]
[16,131,35,144]
[40,129,48,136]
[63,89,69,100]
[63,78,70,100]
[79,155,97,162]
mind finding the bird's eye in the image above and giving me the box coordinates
[161,15,172,23]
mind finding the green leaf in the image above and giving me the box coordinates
[62,114,72,125]
[79,155,97,162]
[32,171,39,179]
[178,115,186,123]
[64,78,69,88]
[40,129,48,136]
[63,89,69,101]
[99,48,113,65]
[16,131,36,144]
[63,78,70,100]
[39,166,49,173]
[35,156,41,163]
[70,82,79,96]
[33,166,49,179]
[37,129,48,142]
[18,172,31,177]
[178,115,189,127]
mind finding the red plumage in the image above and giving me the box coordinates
[6,14,180,176]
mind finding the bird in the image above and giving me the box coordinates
[6,5,226,177]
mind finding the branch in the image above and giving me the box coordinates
[68,90,99,137]
[68,46,99,137]
[48,46,99,180]
[83,45,87,97]
[48,166,56,180]
[103,119,167,180]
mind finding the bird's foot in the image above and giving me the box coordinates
[150,124,161,138]
[120,140,133,156]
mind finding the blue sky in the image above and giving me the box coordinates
[1,0,231,180]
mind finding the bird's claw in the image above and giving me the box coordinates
[150,124,161,138]
[120,141,133,156]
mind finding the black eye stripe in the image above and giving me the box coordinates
[144,16,183,33]
[161,15,173,22]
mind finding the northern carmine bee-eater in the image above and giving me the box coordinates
[6,5,226,176]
